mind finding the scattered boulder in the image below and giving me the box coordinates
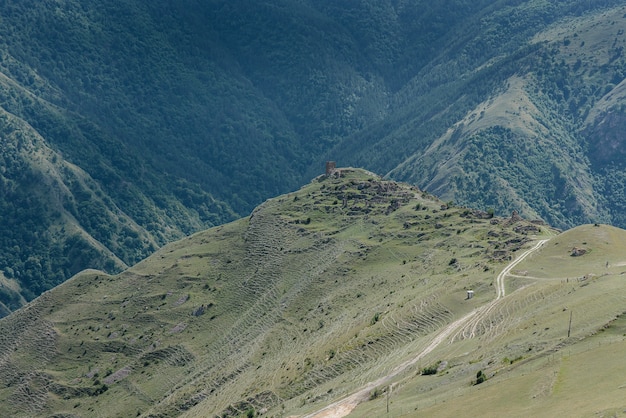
[169,322,187,333]
[570,247,587,257]
[192,305,206,317]
[514,224,541,234]
[174,294,189,306]
[103,366,132,385]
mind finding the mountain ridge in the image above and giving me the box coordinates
[3,0,626,315]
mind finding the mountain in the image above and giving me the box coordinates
[1,169,625,417]
[3,0,626,312]
[383,6,626,226]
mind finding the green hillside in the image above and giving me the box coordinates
[1,170,625,417]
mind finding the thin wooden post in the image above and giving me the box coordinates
[567,310,573,338]
[386,385,390,414]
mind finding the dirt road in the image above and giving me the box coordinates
[305,238,548,418]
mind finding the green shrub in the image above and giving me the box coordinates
[421,361,441,375]
[475,370,486,385]
[369,387,382,400]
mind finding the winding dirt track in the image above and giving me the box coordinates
[304,239,549,418]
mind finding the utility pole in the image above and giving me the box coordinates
[386,385,390,414]
[567,310,573,338]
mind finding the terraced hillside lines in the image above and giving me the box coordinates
[0,293,58,416]
[454,284,538,343]
[214,232,348,408]
[212,391,281,418]
[146,201,352,415]
[304,311,481,418]
[408,300,455,337]
[148,208,295,412]
[306,238,549,418]
[211,204,295,344]
[378,299,455,356]
[454,288,529,343]
[281,296,454,401]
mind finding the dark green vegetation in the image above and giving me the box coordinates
[2,170,626,417]
[3,0,626,312]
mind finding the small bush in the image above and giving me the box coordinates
[475,370,486,385]
[421,361,441,375]
[369,387,382,400]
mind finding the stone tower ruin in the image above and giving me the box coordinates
[325,161,337,176]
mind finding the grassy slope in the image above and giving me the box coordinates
[0,169,558,417]
[3,169,625,418]
[351,224,626,417]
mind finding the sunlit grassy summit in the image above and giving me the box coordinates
[1,169,625,417]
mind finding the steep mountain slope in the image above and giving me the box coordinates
[0,96,235,304]
[3,0,626,313]
[334,2,626,229]
[1,170,625,417]
[0,0,402,308]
